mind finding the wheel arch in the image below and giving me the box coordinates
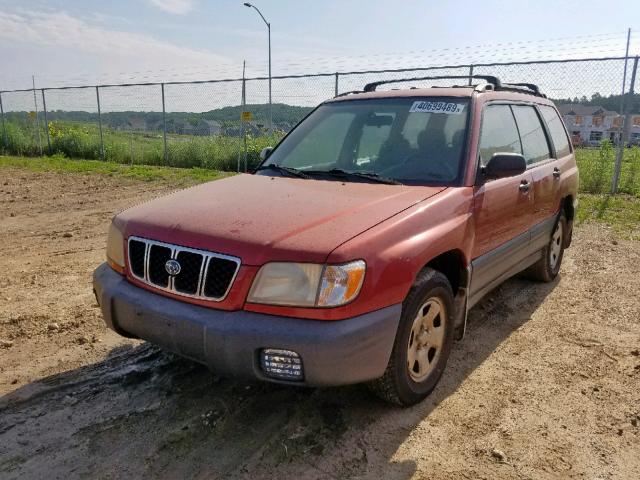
[560,194,575,247]
[562,194,575,222]
[419,249,469,295]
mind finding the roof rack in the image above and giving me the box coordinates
[502,83,546,97]
[362,75,545,97]
[363,75,501,92]
[333,90,364,98]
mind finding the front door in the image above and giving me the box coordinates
[470,103,534,303]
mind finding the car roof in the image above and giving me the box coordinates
[326,86,555,106]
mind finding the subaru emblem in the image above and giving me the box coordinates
[165,259,181,276]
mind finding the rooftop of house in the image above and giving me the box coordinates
[557,103,619,117]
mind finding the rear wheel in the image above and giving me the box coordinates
[526,211,566,282]
[369,268,454,406]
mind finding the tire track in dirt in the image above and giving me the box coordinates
[1,168,639,479]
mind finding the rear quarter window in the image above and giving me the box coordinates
[539,105,572,158]
[511,105,551,165]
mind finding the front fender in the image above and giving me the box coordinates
[327,187,475,313]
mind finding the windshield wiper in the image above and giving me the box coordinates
[255,164,310,179]
[306,168,402,185]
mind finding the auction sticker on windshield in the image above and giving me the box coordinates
[409,101,465,114]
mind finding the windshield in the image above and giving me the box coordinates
[258,97,470,184]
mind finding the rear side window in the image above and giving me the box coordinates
[479,105,522,166]
[511,105,551,165]
[539,105,572,157]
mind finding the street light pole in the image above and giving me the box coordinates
[243,2,272,135]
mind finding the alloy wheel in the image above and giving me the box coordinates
[549,221,563,270]
[407,297,446,382]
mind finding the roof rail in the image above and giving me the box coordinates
[363,75,502,92]
[333,90,364,98]
[362,75,546,98]
[502,82,546,97]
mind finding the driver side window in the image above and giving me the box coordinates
[479,105,522,167]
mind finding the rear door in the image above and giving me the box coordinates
[470,103,534,302]
[511,105,556,236]
[538,104,574,209]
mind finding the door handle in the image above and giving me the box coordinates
[553,167,561,178]
[519,180,530,193]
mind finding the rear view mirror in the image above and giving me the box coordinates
[260,147,273,160]
[364,114,393,127]
[483,153,526,179]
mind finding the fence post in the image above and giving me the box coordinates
[95,86,105,160]
[161,83,168,165]
[335,72,339,96]
[468,65,474,86]
[32,77,43,156]
[612,55,639,194]
[41,89,51,153]
[0,92,6,150]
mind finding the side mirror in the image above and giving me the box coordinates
[260,147,273,161]
[483,153,526,179]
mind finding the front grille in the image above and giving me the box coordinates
[127,236,240,301]
[203,257,239,298]
[148,244,172,287]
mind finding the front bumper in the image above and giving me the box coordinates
[93,263,401,386]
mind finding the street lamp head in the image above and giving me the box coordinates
[243,2,252,7]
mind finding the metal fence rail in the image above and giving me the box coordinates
[0,55,638,192]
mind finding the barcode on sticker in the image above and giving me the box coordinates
[410,101,465,114]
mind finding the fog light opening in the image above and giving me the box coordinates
[260,348,304,381]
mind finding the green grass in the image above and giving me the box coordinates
[0,155,229,183]
[2,155,638,238]
[575,143,640,197]
[2,119,640,194]
[576,193,640,240]
[0,120,282,171]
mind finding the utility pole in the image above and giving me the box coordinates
[243,3,272,134]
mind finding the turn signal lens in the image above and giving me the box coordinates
[317,260,366,307]
[106,222,125,275]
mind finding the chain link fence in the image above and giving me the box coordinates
[0,55,638,192]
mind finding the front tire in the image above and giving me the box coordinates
[526,211,566,282]
[369,268,455,406]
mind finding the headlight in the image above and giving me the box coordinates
[248,260,365,307]
[248,263,323,306]
[106,222,125,274]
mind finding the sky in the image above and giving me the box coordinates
[0,0,639,111]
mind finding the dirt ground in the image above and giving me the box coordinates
[0,167,639,480]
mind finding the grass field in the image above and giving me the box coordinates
[0,155,226,183]
[2,155,638,240]
[0,120,279,171]
[2,120,640,195]
[576,141,640,196]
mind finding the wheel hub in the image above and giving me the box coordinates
[549,221,563,270]
[407,297,446,382]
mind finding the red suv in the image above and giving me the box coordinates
[94,75,578,406]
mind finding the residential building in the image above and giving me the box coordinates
[558,104,640,147]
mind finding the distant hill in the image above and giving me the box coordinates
[200,103,313,124]
[26,103,314,134]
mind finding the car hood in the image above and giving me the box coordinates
[116,174,445,265]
